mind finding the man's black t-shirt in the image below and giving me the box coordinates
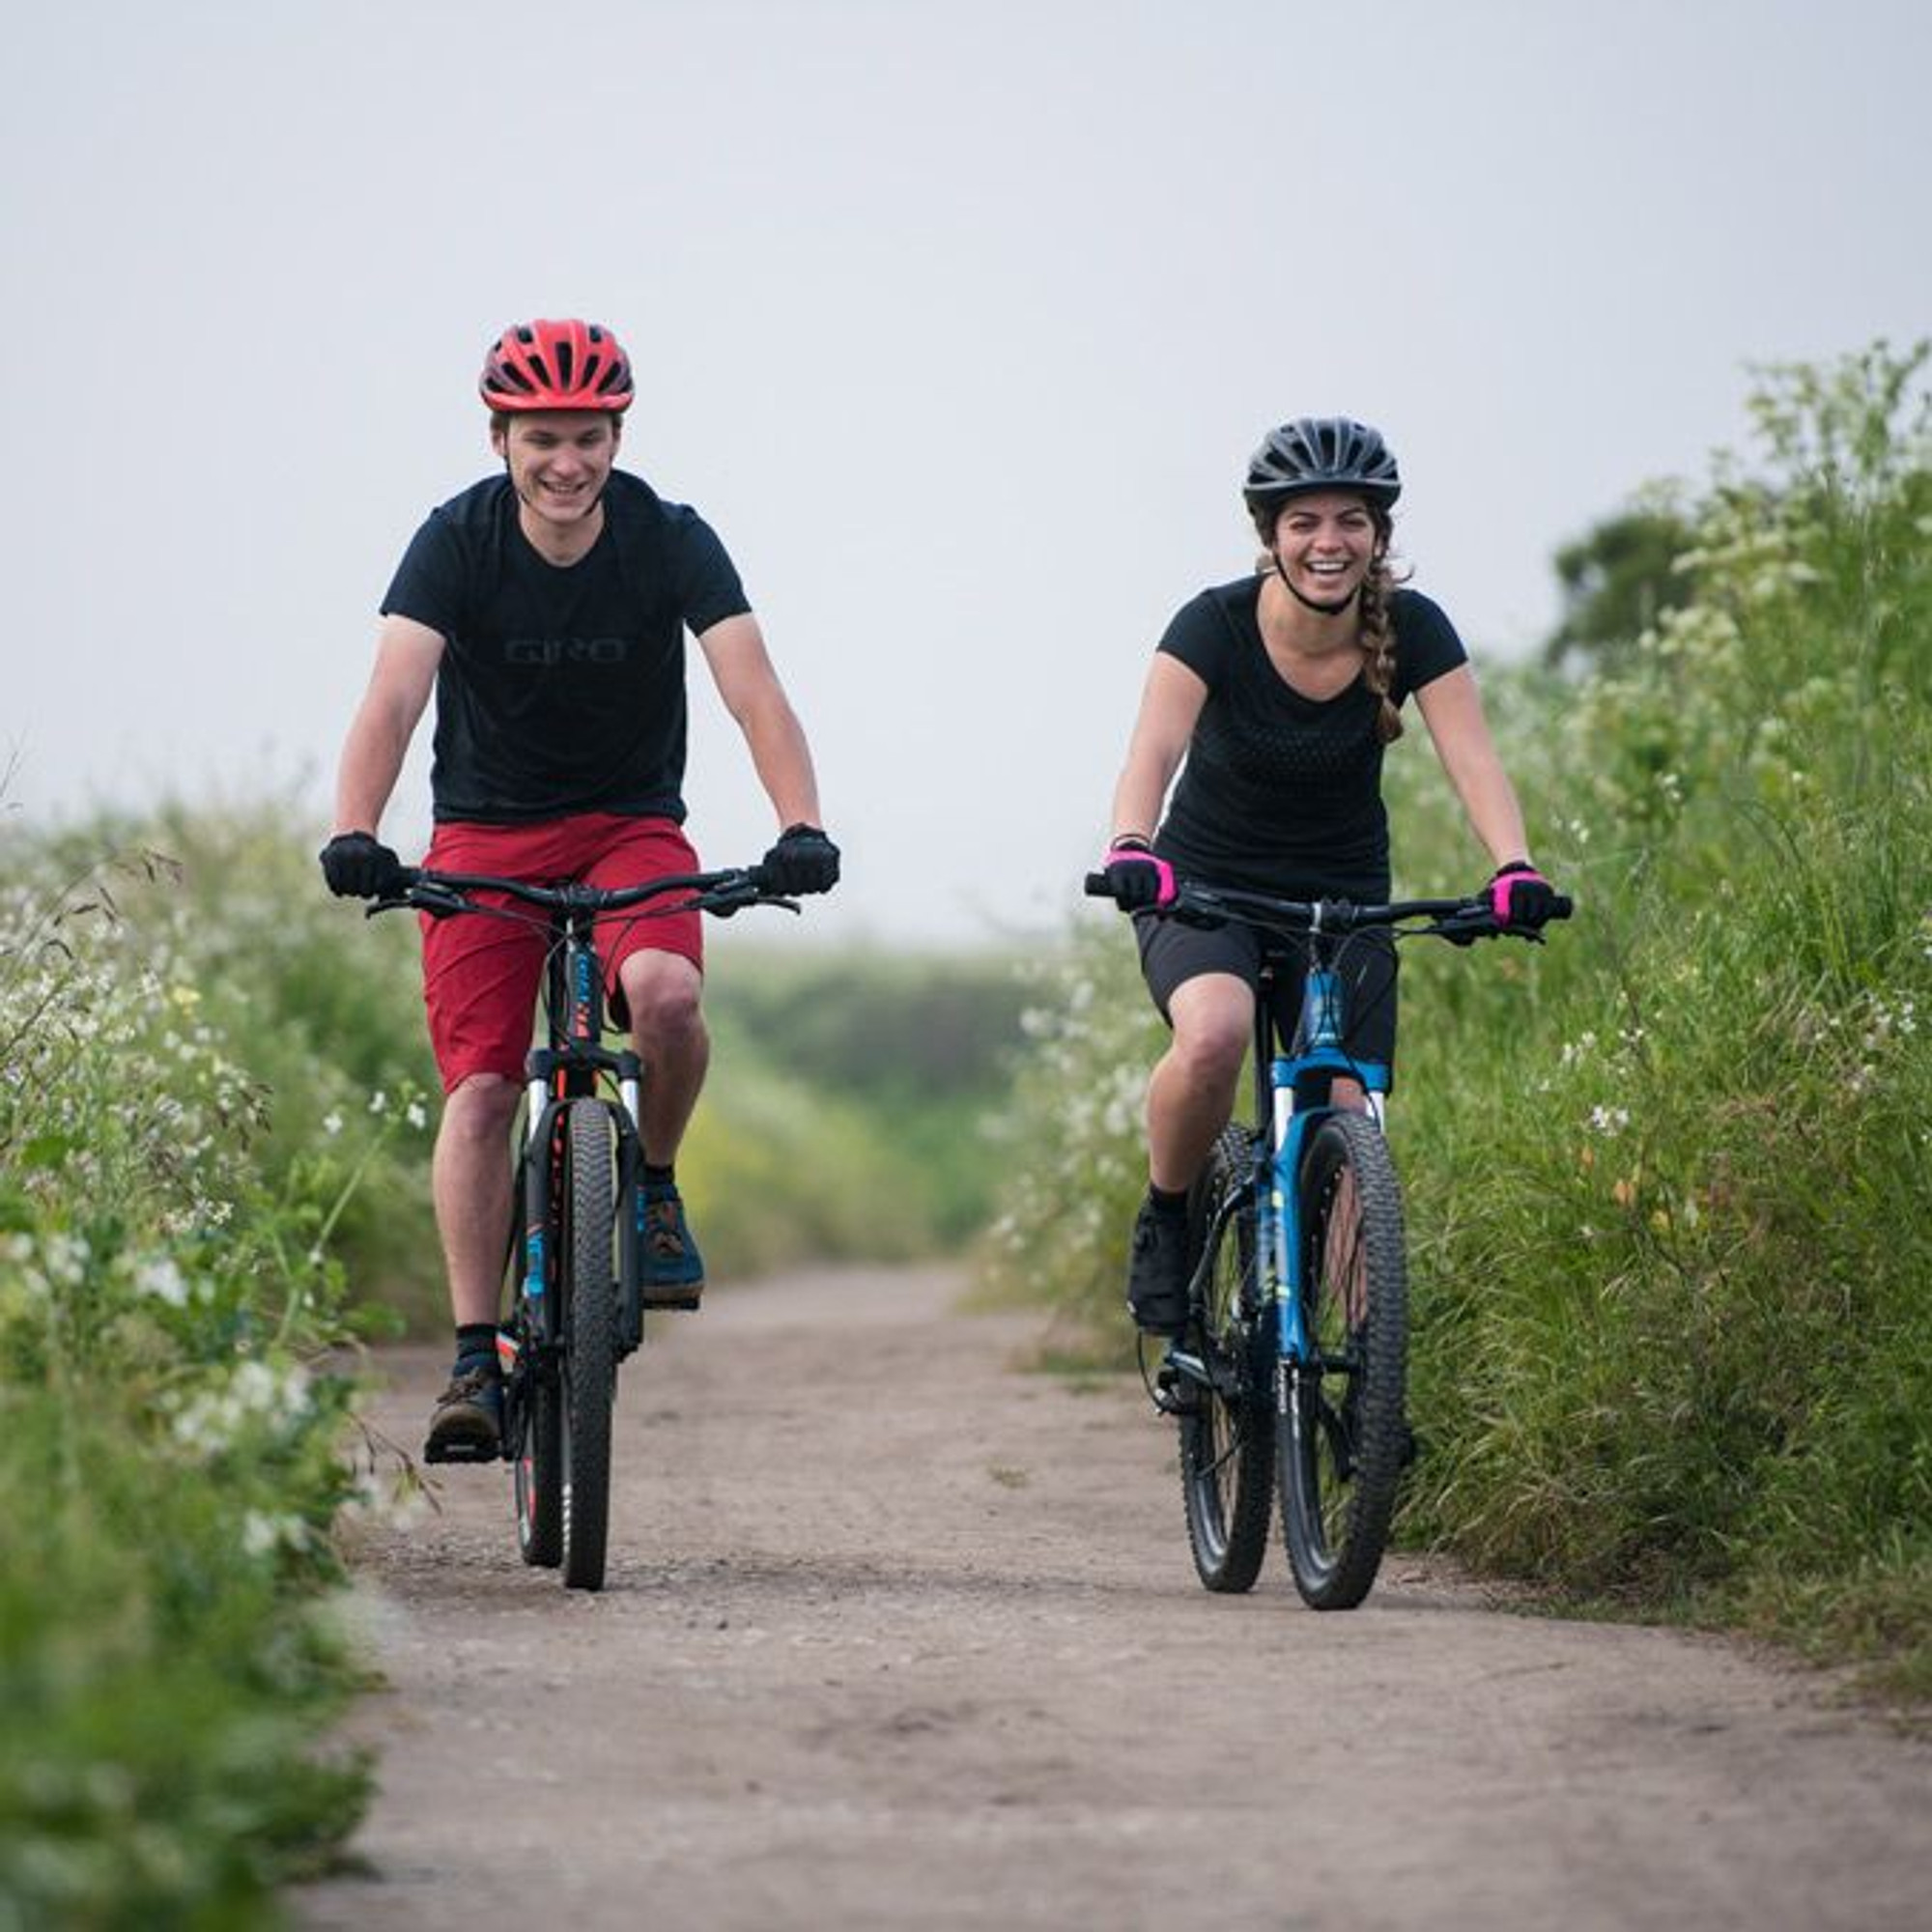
[381,470,751,823]
[1154,579,1467,898]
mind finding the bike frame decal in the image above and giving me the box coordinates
[571,945,596,1043]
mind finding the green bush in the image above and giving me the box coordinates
[0,834,373,1923]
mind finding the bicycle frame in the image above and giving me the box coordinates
[1130,877,1566,1385]
[513,894,650,1364]
[1252,935,1392,1369]
[1172,929,1392,1396]
[375,860,789,1391]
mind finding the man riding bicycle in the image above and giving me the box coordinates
[320,317,839,1463]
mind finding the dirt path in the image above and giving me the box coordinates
[297,1264,1928,1932]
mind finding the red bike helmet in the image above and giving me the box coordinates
[479,319,634,412]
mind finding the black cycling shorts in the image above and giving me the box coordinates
[1134,912,1401,1087]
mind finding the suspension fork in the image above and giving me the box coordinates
[615,1050,644,1354]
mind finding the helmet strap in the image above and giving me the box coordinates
[1270,549,1360,618]
[497,431,611,528]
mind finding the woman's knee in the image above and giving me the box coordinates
[1167,988,1251,1084]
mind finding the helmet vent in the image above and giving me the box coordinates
[554,340,575,388]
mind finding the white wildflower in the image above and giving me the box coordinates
[132,1257,189,1308]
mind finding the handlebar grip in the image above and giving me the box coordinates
[1085,871,1116,897]
[1549,895,1575,921]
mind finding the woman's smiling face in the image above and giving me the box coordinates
[1268,491,1380,605]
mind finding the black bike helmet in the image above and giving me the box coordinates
[1243,416,1402,512]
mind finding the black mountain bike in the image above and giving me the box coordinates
[373,863,792,1591]
[1090,874,1571,1608]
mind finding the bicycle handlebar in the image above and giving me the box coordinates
[1082,872,1575,942]
[366,864,798,923]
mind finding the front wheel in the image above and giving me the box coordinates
[559,1102,618,1591]
[1178,1124,1275,1593]
[1278,1110,1408,1610]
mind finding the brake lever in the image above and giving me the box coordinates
[368,883,467,921]
[1433,906,1500,946]
[699,883,800,919]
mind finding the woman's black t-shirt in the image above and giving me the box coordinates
[381,470,751,823]
[1154,579,1467,898]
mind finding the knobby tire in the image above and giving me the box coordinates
[1179,1124,1275,1592]
[515,1170,563,1569]
[561,1101,618,1591]
[1279,1109,1408,1610]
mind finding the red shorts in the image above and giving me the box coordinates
[420,814,704,1092]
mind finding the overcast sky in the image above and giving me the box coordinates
[6,0,1927,944]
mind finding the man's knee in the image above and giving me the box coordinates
[619,952,704,1038]
[440,1072,519,1143]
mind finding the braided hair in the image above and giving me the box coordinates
[1356,514,1405,744]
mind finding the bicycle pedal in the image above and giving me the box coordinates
[422,1435,501,1466]
[640,1291,702,1312]
[1152,1367,1203,1418]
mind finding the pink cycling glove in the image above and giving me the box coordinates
[1102,840,1177,912]
[1488,861,1557,928]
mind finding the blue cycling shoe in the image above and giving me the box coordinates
[639,1182,705,1310]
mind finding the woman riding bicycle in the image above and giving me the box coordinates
[1095,415,1560,1338]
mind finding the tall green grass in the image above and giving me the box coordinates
[989,343,1932,1696]
[0,836,372,1922]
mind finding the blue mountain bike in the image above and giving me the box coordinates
[1090,875,1571,1609]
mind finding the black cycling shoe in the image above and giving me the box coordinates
[1125,1198,1190,1337]
[424,1359,503,1464]
[1153,1359,1204,1416]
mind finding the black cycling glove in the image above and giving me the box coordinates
[319,831,405,899]
[760,823,840,895]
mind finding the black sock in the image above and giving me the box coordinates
[642,1161,676,1188]
[1147,1183,1188,1216]
[455,1322,499,1371]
